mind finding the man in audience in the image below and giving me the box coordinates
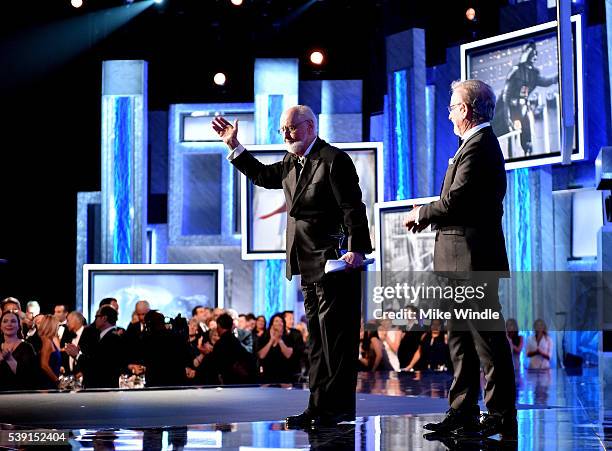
[79,306,126,388]
[99,297,119,312]
[125,300,150,375]
[284,310,305,379]
[62,311,97,376]
[54,304,69,343]
[228,309,253,353]
[191,305,212,335]
[197,313,255,384]
[245,313,256,332]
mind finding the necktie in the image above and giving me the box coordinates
[295,158,303,180]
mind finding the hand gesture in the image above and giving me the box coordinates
[211,116,240,149]
[340,251,364,269]
[403,205,426,233]
[64,343,80,358]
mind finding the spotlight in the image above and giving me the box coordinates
[71,0,83,8]
[310,50,324,65]
[466,8,476,21]
[153,0,164,4]
[231,0,243,5]
[214,72,226,86]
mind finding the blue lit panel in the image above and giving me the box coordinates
[394,70,410,200]
[267,95,284,145]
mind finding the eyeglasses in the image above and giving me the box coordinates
[447,103,463,113]
[278,120,308,136]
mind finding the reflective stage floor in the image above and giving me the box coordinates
[0,368,608,450]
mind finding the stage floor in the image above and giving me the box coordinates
[0,368,609,450]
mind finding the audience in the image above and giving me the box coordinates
[506,318,524,370]
[25,314,43,353]
[254,315,266,341]
[62,311,96,376]
[255,313,295,383]
[53,304,69,342]
[402,319,450,372]
[142,311,190,387]
[37,314,62,389]
[80,306,126,388]
[0,311,38,391]
[283,311,305,379]
[125,300,150,376]
[359,324,393,371]
[526,318,553,370]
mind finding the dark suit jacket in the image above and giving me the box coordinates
[419,126,509,272]
[80,328,126,389]
[232,138,372,283]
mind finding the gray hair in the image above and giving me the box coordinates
[288,105,318,133]
[451,79,496,123]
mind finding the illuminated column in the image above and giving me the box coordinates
[101,60,148,264]
[253,59,299,319]
[385,28,429,200]
[318,80,362,142]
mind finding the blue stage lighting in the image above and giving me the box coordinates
[153,0,164,4]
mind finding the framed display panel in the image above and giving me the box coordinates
[169,103,254,246]
[461,15,584,169]
[374,197,439,287]
[240,142,384,260]
[83,264,224,328]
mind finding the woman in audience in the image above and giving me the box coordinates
[402,319,450,372]
[506,318,523,370]
[0,311,38,391]
[526,318,553,370]
[255,313,295,383]
[254,316,266,339]
[37,314,62,389]
[359,324,392,371]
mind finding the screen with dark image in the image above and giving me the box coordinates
[85,265,222,328]
[462,15,583,169]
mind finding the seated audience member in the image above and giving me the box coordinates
[79,306,126,389]
[0,311,38,391]
[376,321,401,371]
[283,311,305,378]
[359,324,393,371]
[506,318,523,371]
[228,309,253,353]
[255,313,295,383]
[526,318,553,370]
[37,314,62,389]
[62,311,97,376]
[1,297,25,344]
[25,314,44,354]
[142,311,190,387]
[53,304,69,343]
[24,300,40,334]
[254,315,266,341]
[397,307,424,368]
[402,319,450,372]
[125,300,150,376]
[192,305,212,335]
[98,298,124,334]
[244,313,256,332]
[196,313,255,385]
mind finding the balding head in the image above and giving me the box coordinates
[135,300,151,324]
[279,105,318,156]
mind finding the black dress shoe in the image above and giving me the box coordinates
[310,413,356,430]
[285,411,313,429]
[460,413,517,440]
[423,407,480,434]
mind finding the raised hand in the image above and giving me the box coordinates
[211,116,240,149]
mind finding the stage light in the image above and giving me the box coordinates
[231,0,243,5]
[153,0,164,4]
[71,0,83,8]
[214,72,226,86]
[466,8,476,21]
[310,50,324,65]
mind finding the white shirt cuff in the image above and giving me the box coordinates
[227,144,245,161]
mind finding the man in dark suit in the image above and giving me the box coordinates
[405,80,517,439]
[212,105,372,429]
[79,305,126,389]
[62,311,97,376]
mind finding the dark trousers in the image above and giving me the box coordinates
[447,278,516,418]
[301,270,362,417]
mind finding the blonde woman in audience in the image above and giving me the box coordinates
[37,314,62,388]
[526,318,552,370]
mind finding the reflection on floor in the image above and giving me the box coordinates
[0,368,609,450]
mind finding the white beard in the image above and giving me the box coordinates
[285,140,305,155]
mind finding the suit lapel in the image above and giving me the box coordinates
[291,138,324,205]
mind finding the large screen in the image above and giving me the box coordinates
[83,264,224,328]
[461,15,583,169]
[240,142,384,260]
[375,197,439,287]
